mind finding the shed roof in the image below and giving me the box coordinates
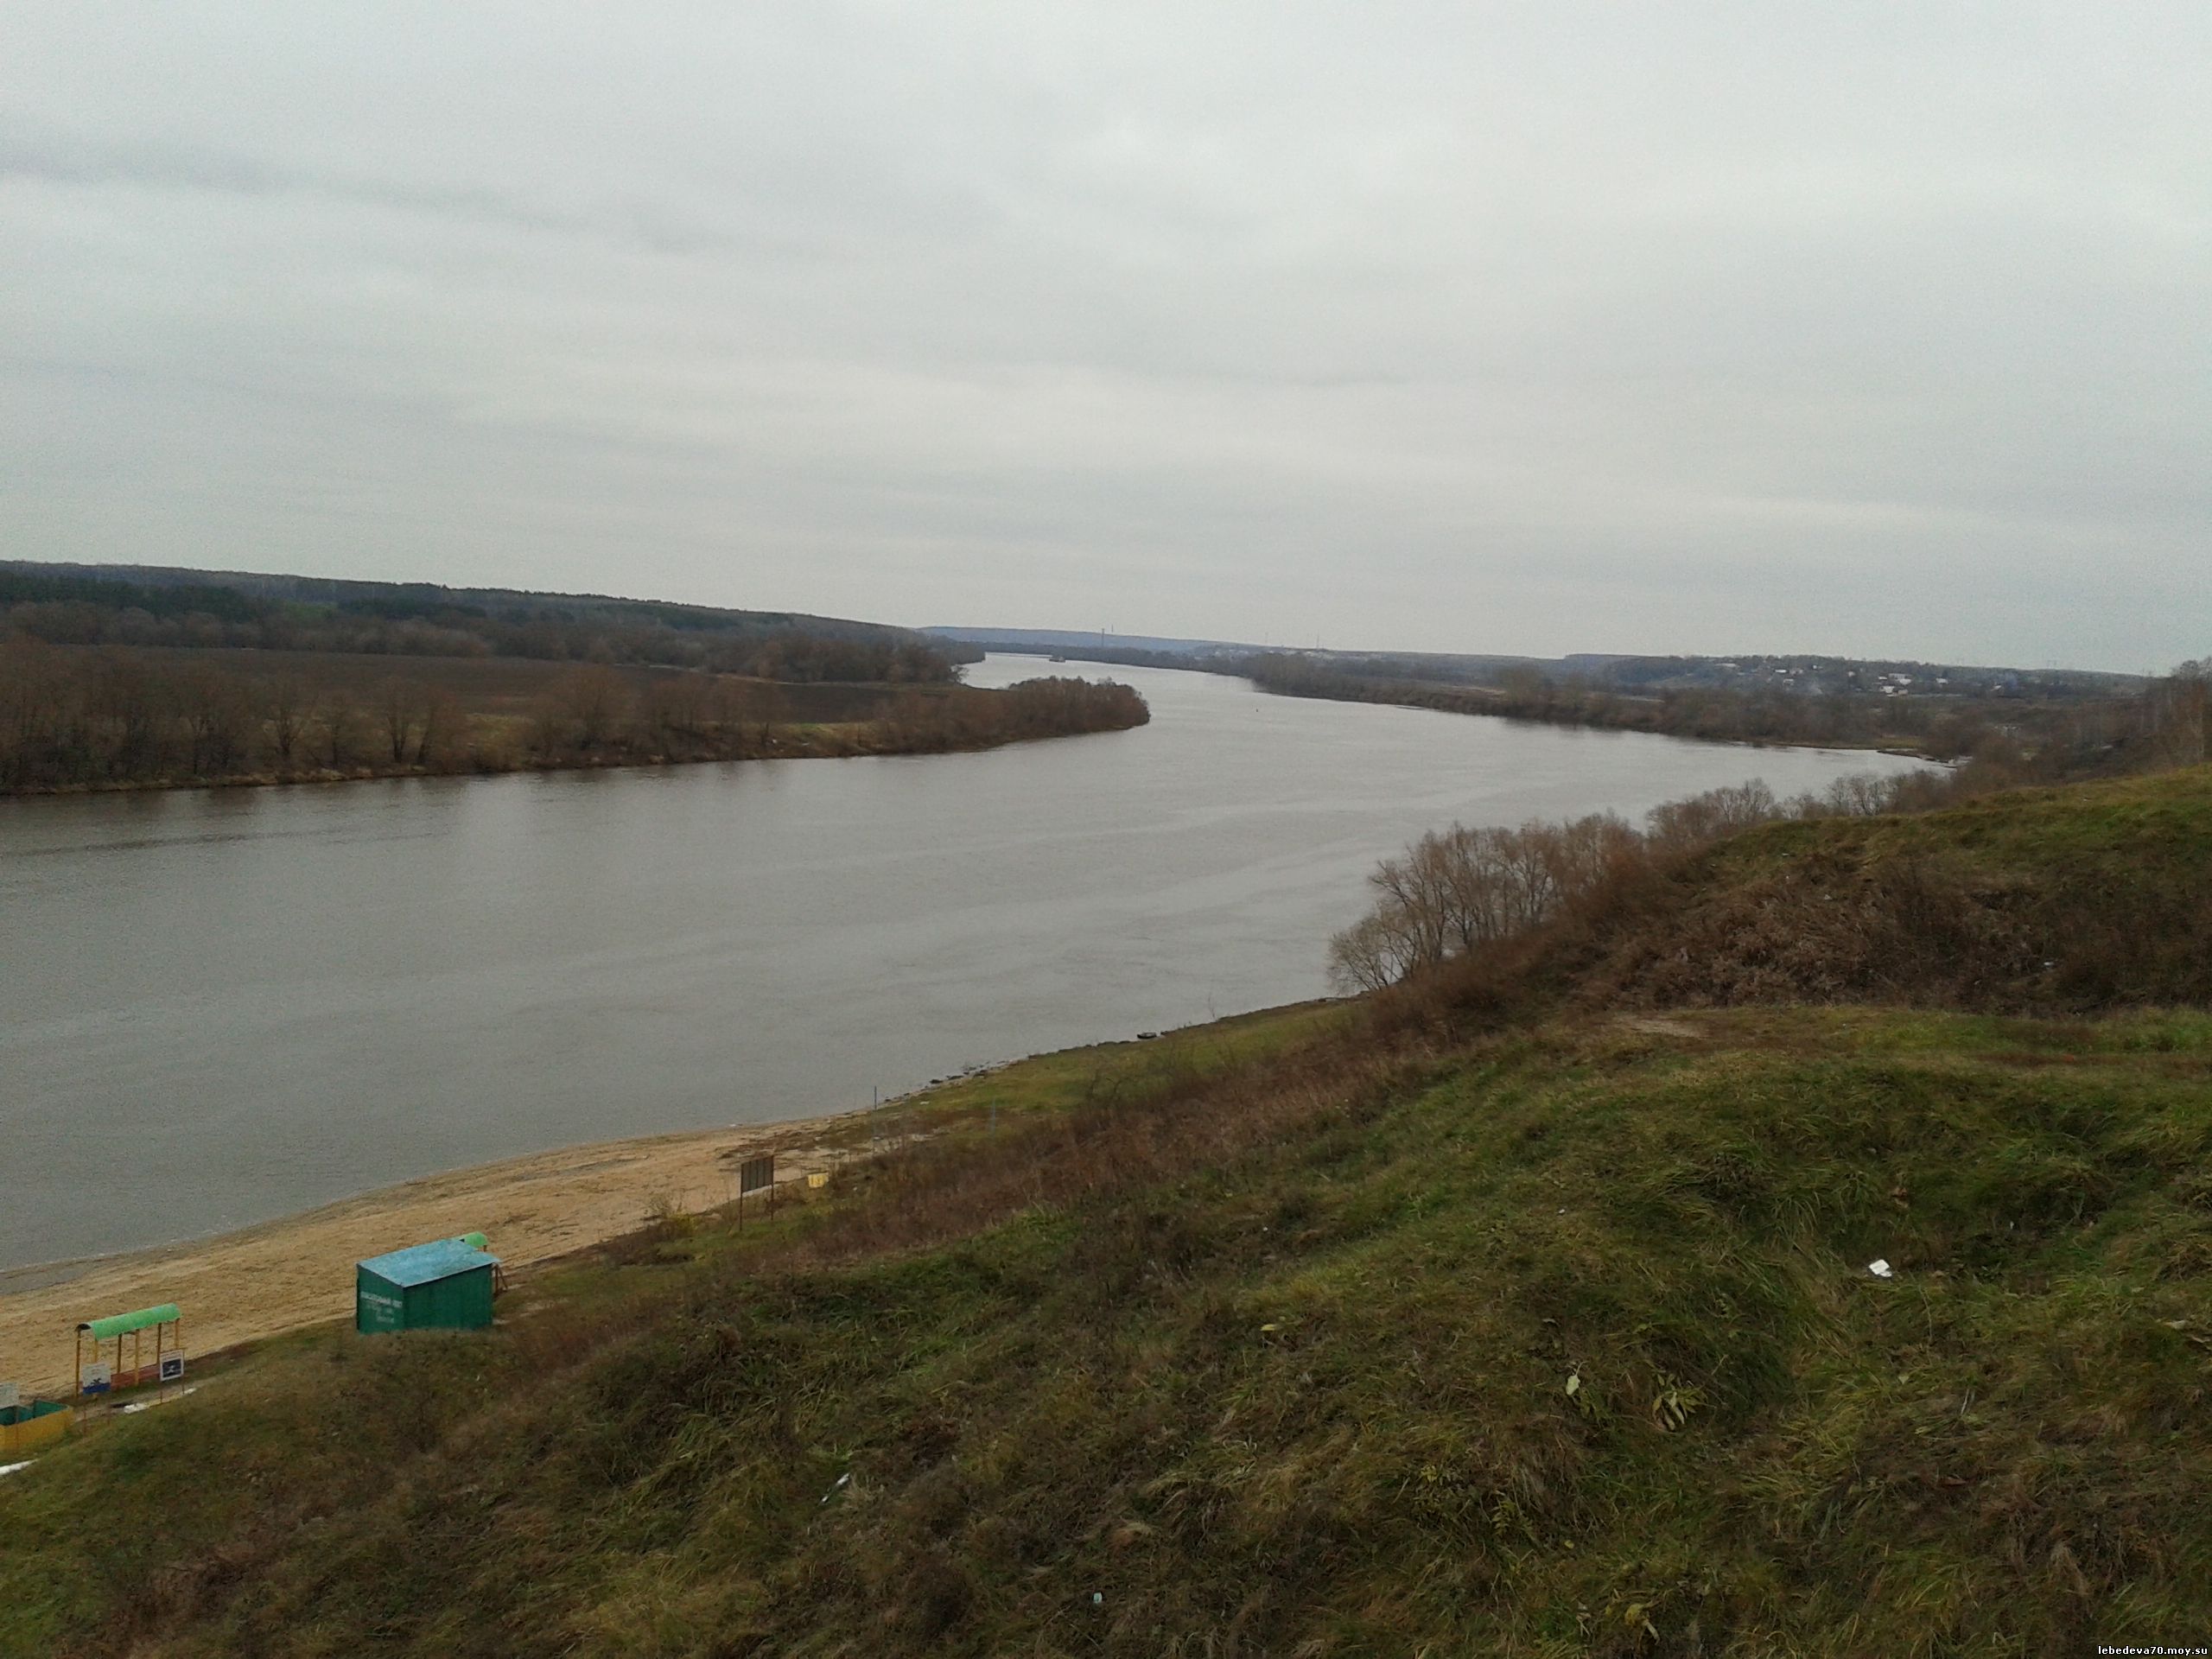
[357,1239,500,1289]
[79,1303,181,1340]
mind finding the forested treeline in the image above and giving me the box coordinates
[0,566,965,682]
[1249,655,1950,751]
[0,640,1147,792]
[1249,653,2208,772]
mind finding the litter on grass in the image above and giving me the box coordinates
[118,1387,197,1415]
[1867,1259,1894,1279]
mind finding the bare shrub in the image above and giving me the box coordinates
[1329,785,1803,994]
[1328,811,1649,993]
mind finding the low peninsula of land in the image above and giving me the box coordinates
[0,563,1146,795]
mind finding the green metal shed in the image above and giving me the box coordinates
[354,1238,500,1334]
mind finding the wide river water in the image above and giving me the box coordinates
[0,658,1924,1268]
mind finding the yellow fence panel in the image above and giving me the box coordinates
[0,1408,70,1458]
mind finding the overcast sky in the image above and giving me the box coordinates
[4,4,2206,669]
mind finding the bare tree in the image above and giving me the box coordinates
[1327,908,1427,994]
[560,665,626,751]
[320,696,364,769]
[415,687,466,768]
[2148,660,2209,767]
[378,678,421,765]
[178,665,254,776]
[1330,783,1804,990]
[264,677,308,768]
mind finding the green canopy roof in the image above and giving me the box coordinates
[79,1303,180,1341]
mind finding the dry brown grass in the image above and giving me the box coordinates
[736,1032,1428,1279]
[1364,765,2212,1033]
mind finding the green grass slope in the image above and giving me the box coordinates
[4,774,2211,1657]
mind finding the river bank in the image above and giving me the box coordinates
[0,1000,1332,1399]
[0,1113,861,1397]
[0,714,1137,798]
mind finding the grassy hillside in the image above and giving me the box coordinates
[4,773,2211,1656]
[1595,766,2212,1015]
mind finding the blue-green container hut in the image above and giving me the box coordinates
[354,1236,500,1334]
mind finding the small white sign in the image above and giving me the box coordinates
[0,1381,19,1410]
[158,1354,185,1383]
[79,1361,111,1394]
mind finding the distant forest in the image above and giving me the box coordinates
[0,563,975,683]
[930,626,2170,767]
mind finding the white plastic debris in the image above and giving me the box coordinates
[118,1386,197,1415]
[821,1471,851,1504]
[1867,1259,1894,1279]
[0,1460,34,1479]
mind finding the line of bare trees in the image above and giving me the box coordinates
[0,641,1148,792]
[878,677,1149,749]
[0,646,682,789]
[1325,769,1969,993]
[1255,655,2212,771]
[1249,656,1936,749]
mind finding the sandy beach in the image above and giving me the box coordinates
[0,1111,860,1399]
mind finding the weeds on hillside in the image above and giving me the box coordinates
[1344,760,2212,1029]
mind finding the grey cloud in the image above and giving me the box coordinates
[0,127,737,255]
[2,3,2207,667]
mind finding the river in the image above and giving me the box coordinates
[0,657,1925,1268]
